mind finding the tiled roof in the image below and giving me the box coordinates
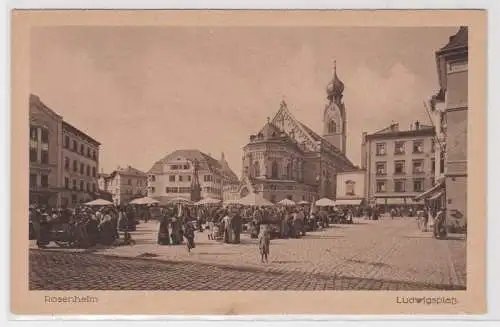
[147,149,238,180]
[439,26,468,53]
[298,122,354,168]
[258,122,282,139]
[117,166,147,177]
[298,122,323,142]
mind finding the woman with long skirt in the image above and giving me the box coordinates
[157,215,171,245]
[183,222,196,252]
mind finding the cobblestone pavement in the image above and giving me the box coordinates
[29,217,466,290]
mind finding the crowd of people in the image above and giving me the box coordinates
[30,199,438,253]
[29,204,138,248]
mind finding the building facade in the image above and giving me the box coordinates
[147,150,239,204]
[98,166,148,205]
[29,94,63,207]
[29,94,101,207]
[335,169,365,206]
[59,121,101,207]
[230,64,356,203]
[434,26,468,229]
[361,121,436,209]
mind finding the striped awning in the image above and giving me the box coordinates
[414,180,445,201]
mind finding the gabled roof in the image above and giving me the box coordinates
[107,166,147,179]
[147,149,238,181]
[219,157,239,182]
[258,122,282,139]
[366,122,435,140]
[267,100,355,169]
[438,26,468,53]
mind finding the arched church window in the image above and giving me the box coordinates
[254,161,260,177]
[328,120,337,133]
[271,161,279,179]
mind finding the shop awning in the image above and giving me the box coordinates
[335,199,363,206]
[429,190,444,201]
[414,180,445,201]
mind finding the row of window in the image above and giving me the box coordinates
[375,139,435,156]
[63,135,98,161]
[169,164,190,170]
[375,159,435,175]
[29,173,49,188]
[165,175,221,183]
[149,186,222,195]
[30,126,50,164]
[64,157,97,177]
[245,161,299,180]
[376,179,432,193]
[63,177,97,193]
[121,189,143,196]
[164,187,192,193]
[30,126,49,143]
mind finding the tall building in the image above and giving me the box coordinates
[147,150,239,204]
[60,121,101,207]
[417,26,468,229]
[361,121,436,210]
[29,94,101,207]
[98,166,148,205]
[29,94,63,207]
[229,63,355,203]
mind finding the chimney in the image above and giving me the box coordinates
[415,120,420,130]
[221,152,225,161]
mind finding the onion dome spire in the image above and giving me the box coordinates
[326,60,345,103]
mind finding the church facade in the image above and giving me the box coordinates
[230,63,356,203]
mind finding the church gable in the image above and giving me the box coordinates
[270,101,320,152]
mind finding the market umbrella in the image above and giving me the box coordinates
[84,198,113,206]
[315,197,336,207]
[195,197,221,206]
[278,198,296,206]
[129,196,160,205]
[236,192,274,207]
[297,200,309,205]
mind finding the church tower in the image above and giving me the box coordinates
[323,61,347,154]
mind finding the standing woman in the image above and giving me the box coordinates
[157,210,171,245]
[183,221,196,252]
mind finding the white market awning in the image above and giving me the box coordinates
[335,199,363,206]
[278,198,296,206]
[315,198,336,206]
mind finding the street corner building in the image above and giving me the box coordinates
[98,166,148,206]
[29,94,101,207]
[415,26,468,230]
[230,63,357,204]
[146,149,240,204]
[361,120,437,211]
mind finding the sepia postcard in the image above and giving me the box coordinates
[11,10,487,316]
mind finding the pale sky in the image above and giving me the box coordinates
[31,26,458,176]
